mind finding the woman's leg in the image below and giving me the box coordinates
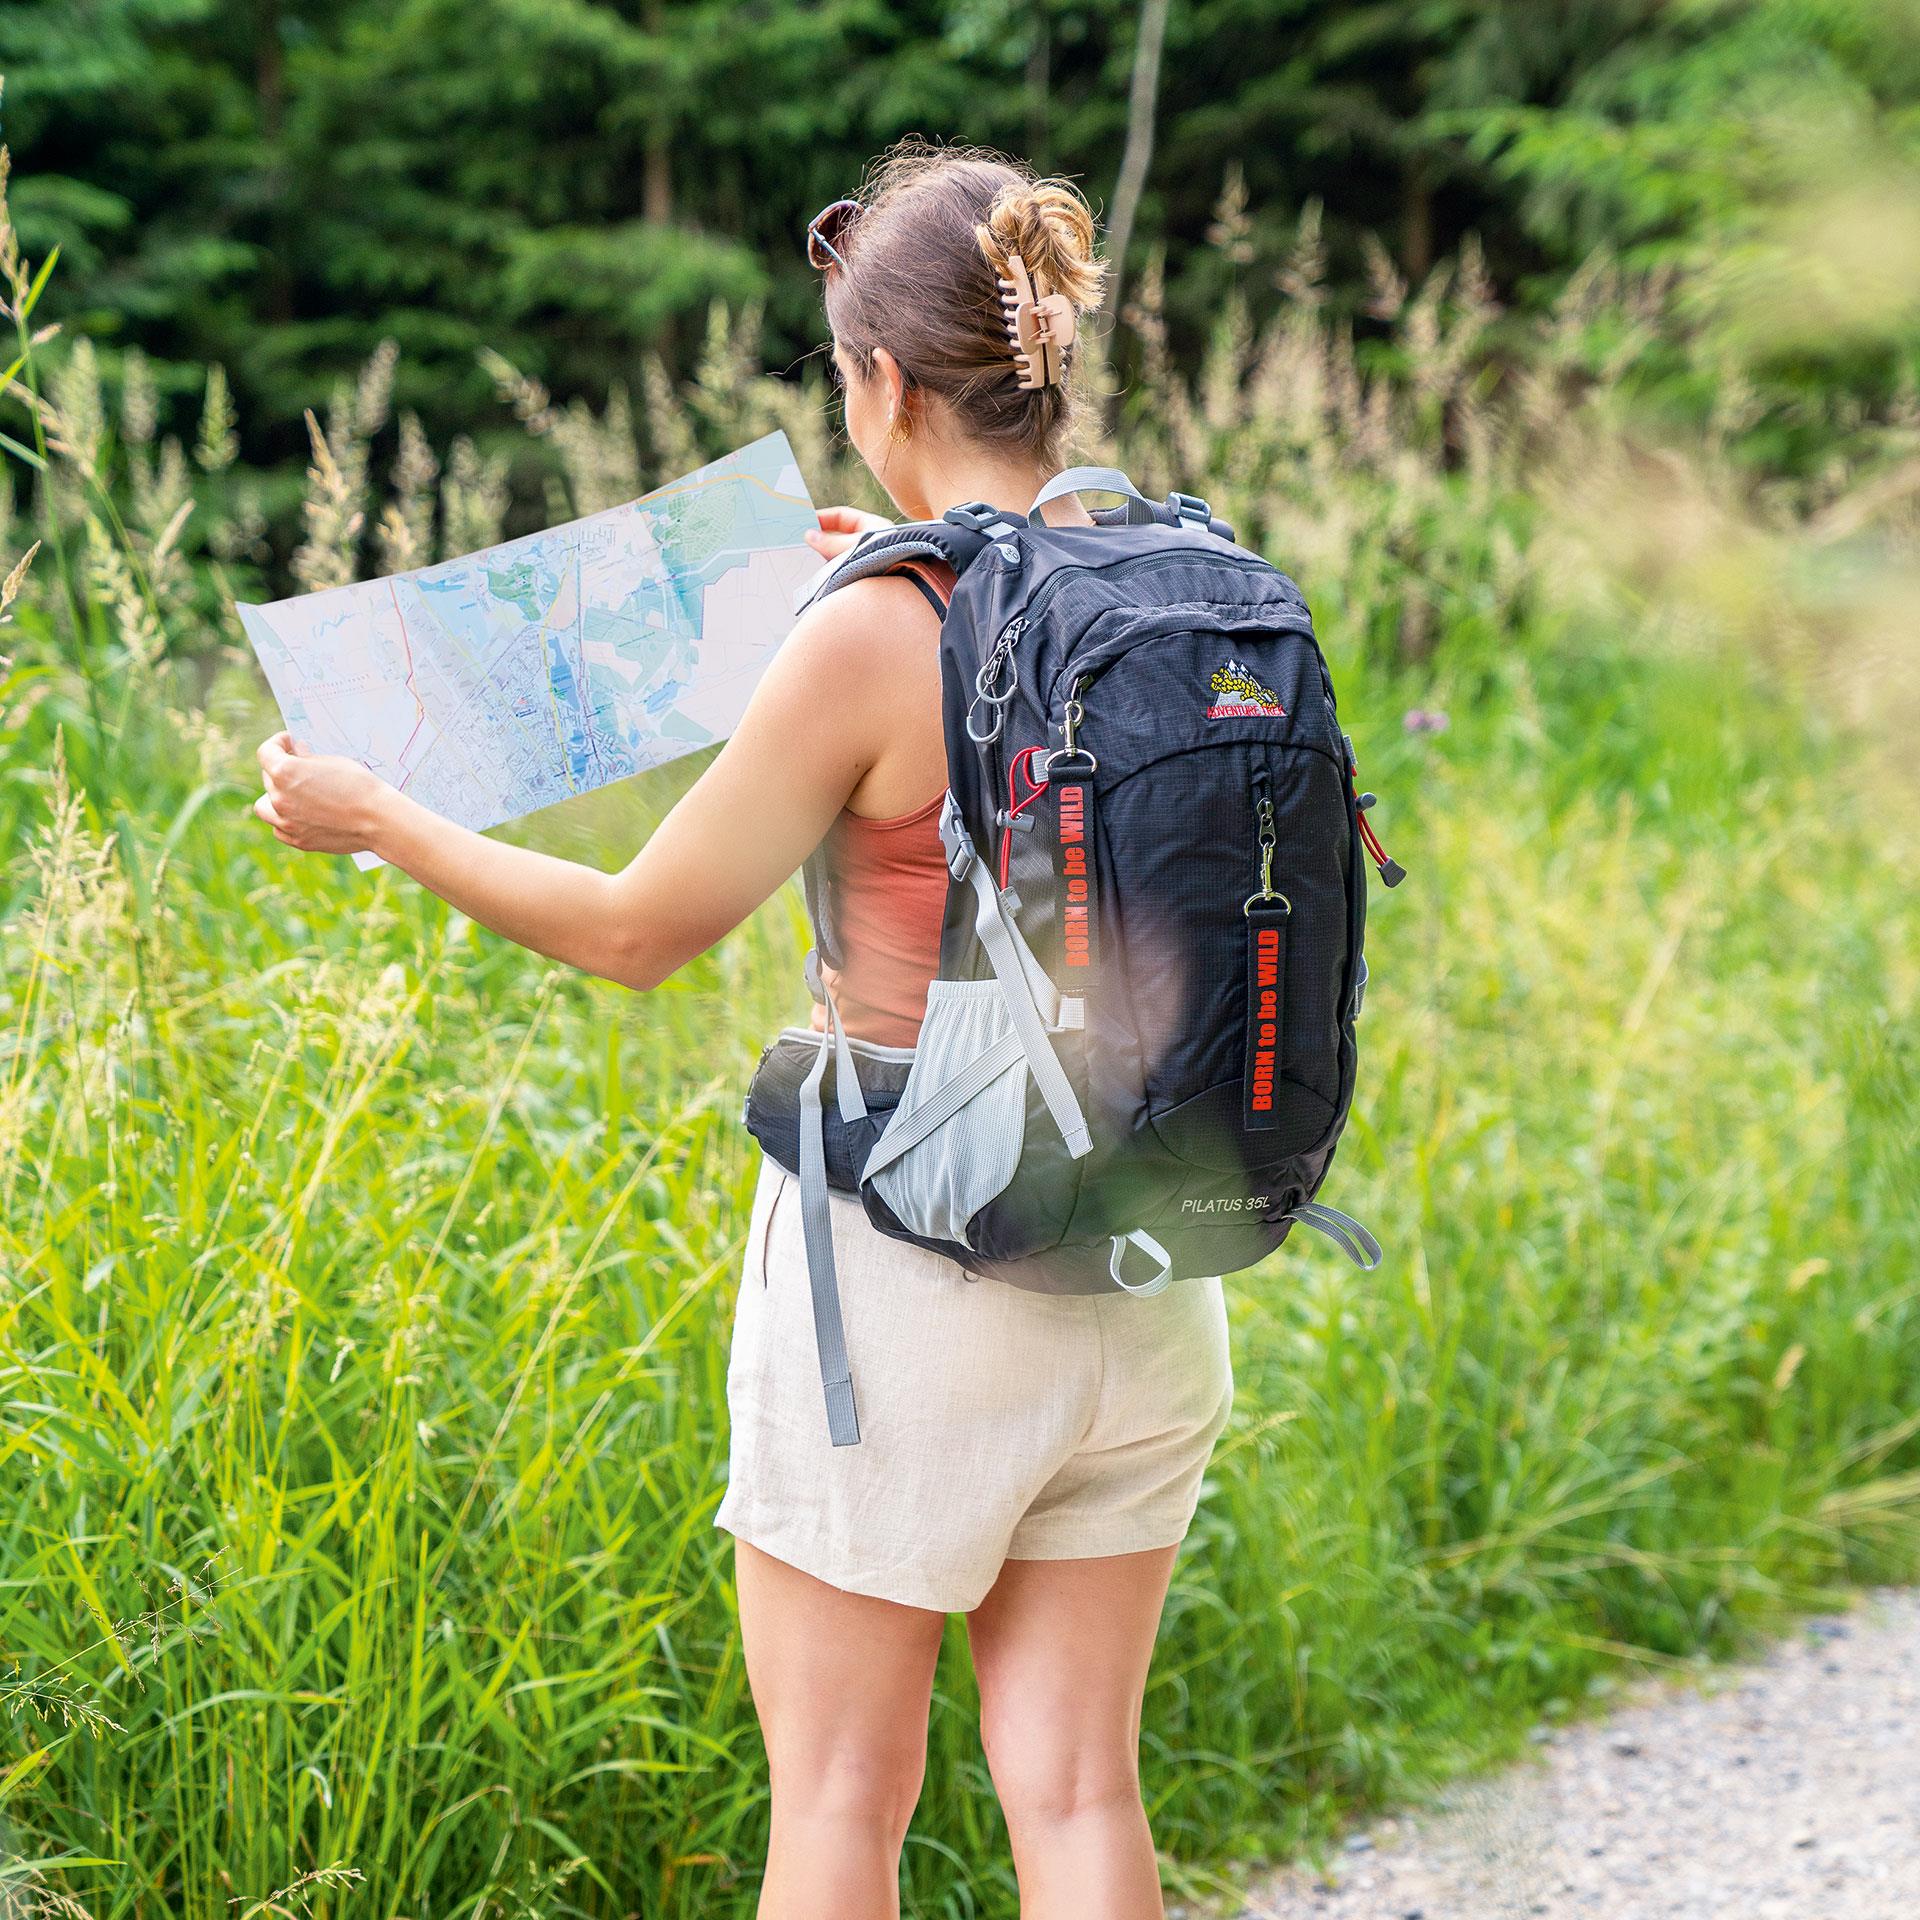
[965,1546,1179,1920]
[735,1539,948,1920]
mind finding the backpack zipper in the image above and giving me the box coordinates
[1020,547,1273,643]
[1043,602,1318,789]
[970,546,1298,755]
[1005,547,1284,705]
[1047,597,1317,715]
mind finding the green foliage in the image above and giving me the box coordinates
[12,0,1920,496]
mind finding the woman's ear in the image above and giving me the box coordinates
[869,347,910,431]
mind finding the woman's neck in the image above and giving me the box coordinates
[891,444,1087,526]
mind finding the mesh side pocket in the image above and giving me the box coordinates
[863,980,1027,1249]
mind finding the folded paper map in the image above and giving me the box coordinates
[237,430,817,867]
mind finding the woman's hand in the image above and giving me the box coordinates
[253,732,386,855]
[805,505,892,562]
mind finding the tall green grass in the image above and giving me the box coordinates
[2,609,1914,1918]
[2,140,1917,1920]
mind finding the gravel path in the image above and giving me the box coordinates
[1231,1588,1920,1920]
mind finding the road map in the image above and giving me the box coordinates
[237,430,818,867]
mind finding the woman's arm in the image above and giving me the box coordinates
[254,573,931,991]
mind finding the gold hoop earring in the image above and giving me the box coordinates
[889,409,912,446]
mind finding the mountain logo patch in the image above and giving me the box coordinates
[1207,657,1285,719]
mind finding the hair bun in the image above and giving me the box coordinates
[825,143,1101,462]
[977,180,1106,314]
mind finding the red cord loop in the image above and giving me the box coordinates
[999,746,1049,885]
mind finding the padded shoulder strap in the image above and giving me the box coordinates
[799,521,988,612]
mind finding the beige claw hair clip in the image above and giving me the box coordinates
[999,253,1077,390]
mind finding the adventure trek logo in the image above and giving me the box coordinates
[1207,657,1286,720]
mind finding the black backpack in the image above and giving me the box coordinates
[745,467,1401,1445]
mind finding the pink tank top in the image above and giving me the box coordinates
[814,796,948,1046]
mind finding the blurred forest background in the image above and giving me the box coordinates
[10,0,1920,527]
[2,3,1918,1917]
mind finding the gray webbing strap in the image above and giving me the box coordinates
[803,949,868,1127]
[1290,1202,1383,1270]
[859,1027,1024,1183]
[799,850,842,970]
[797,965,862,1446]
[939,803,1091,1159]
[1109,1229,1174,1296]
[939,796,1063,1023]
[1028,466,1156,527]
[942,800,1063,1026]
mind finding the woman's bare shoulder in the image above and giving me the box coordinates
[754,574,943,727]
[782,573,941,673]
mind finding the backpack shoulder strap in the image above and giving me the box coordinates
[799,518,988,613]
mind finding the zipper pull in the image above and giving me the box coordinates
[1354,790,1405,887]
[1345,739,1406,887]
[1047,674,1094,775]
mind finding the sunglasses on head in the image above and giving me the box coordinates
[807,197,864,273]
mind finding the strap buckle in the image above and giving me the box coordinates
[938,794,976,879]
[1166,490,1212,527]
[944,501,1017,538]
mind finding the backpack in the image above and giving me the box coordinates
[744,466,1402,1446]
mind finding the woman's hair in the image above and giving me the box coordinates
[822,142,1106,468]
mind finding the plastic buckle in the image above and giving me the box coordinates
[1165,490,1212,528]
[802,948,827,1004]
[944,501,1008,535]
[938,797,976,880]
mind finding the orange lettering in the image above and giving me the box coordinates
[1057,785,1084,845]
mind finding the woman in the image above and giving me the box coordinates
[254,145,1232,1920]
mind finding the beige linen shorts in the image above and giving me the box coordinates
[715,1158,1234,1613]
